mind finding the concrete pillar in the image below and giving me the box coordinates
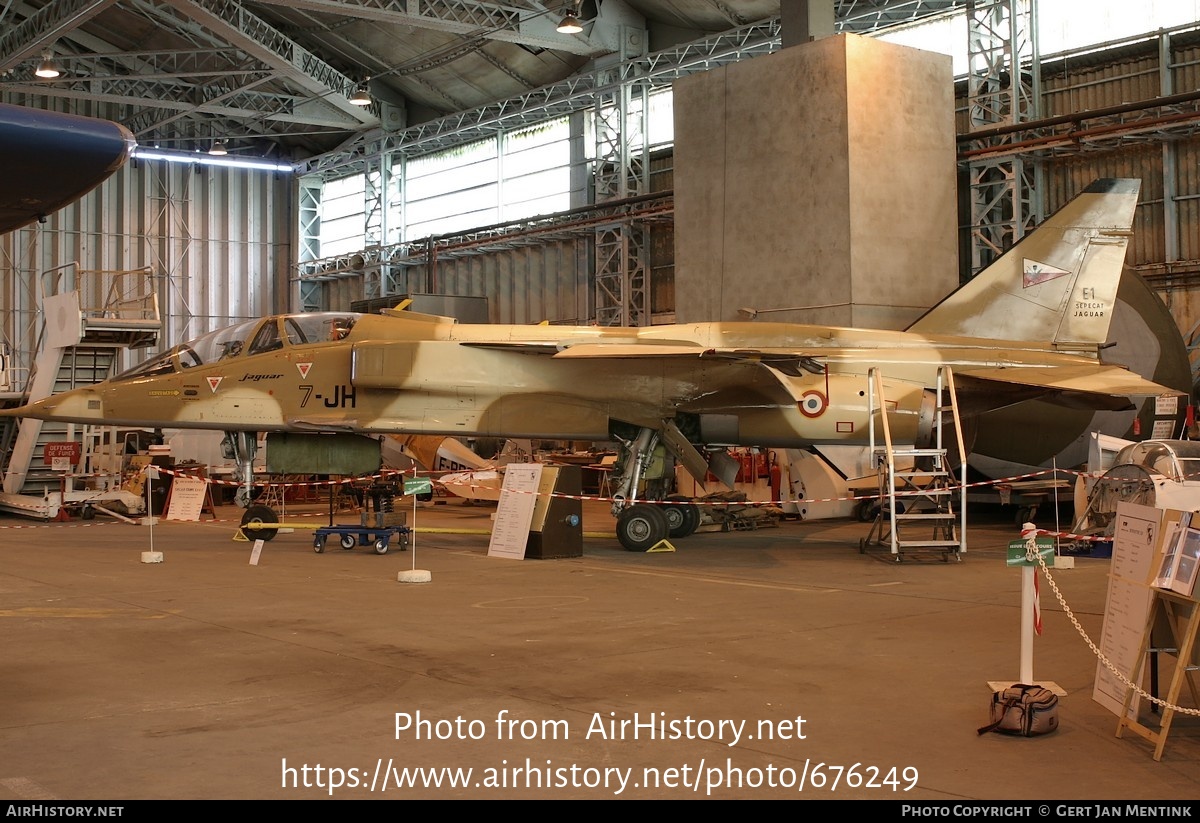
[781,0,835,47]
[672,33,958,330]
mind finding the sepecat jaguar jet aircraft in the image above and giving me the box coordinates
[5,179,1182,549]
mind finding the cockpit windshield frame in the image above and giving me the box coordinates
[111,313,362,381]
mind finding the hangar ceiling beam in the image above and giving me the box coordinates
[160,0,378,127]
[0,75,353,128]
[247,0,610,57]
[836,0,963,32]
[299,16,782,177]
[0,0,119,73]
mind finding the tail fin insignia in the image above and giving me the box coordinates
[1022,258,1071,288]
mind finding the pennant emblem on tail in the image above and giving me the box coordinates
[1023,258,1071,288]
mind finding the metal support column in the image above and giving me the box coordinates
[297,177,323,312]
[966,0,1042,275]
[593,24,650,327]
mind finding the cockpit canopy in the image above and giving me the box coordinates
[115,313,362,380]
[1114,440,1200,483]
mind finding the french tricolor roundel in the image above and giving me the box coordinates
[798,390,827,418]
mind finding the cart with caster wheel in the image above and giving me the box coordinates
[312,524,410,555]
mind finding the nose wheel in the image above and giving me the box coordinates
[239,504,279,541]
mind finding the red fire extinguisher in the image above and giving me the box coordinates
[769,453,781,502]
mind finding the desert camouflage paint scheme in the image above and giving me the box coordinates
[6,179,1182,548]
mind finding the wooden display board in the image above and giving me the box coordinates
[1116,588,1200,760]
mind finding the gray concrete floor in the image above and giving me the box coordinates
[2,499,1198,800]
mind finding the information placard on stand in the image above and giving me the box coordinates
[1093,502,1163,717]
[164,475,211,522]
[487,464,543,560]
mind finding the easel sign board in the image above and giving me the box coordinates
[165,475,209,522]
[1093,502,1163,717]
[487,463,543,560]
[1153,511,1200,597]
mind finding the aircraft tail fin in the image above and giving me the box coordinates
[906,179,1141,348]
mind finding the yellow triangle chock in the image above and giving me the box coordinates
[232,528,249,542]
[647,539,676,553]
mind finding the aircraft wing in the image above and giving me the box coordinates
[553,344,711,358]
[461,340,710,357]
[956,364,1183,411]
[473,341,828,378]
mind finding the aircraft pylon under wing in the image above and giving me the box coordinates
[4,178,1182,548]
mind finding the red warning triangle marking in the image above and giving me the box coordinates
[207,376,223,393]
[296,362,312,379]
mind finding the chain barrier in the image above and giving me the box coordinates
[1027,533,1200,718]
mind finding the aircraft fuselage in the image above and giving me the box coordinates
[20,311,1117,451]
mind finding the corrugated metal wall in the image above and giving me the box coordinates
[0,157,292,381]
[956,28,1200,361]
[428,240,592,324]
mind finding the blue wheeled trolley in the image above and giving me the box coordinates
[313,523,409,555]
[311,477,412,554]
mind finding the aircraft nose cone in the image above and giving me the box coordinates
[12,389,102,422]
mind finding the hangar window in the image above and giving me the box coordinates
[320,175,367,256]
[403,117,574,238]
[406,139,499,238]
[500,120,571,222]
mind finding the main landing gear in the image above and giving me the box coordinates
[610,427,702,551]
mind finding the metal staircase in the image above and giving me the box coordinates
[0,266,160,518]
[860,366,967,561]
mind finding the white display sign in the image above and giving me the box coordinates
[165,475,208,521]
[1155,395,1179,416]
[1093,502,1162,717]
[487,464,543,560]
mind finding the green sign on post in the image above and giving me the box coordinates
[1007,537,1055,567]
[404,477,433,496]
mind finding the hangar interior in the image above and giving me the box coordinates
[2,1,1200,517]
[4,0,1200,801]
[0,3,1195,483]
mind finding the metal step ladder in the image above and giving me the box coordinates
[860,366,967,561]
[0,266,159,518]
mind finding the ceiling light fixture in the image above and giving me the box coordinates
[349,79,372,106]
[133,147,294,173]
[35,50,62,79]
[556,2,583,34]
[556,12,585,34]
[209,140,228,156]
